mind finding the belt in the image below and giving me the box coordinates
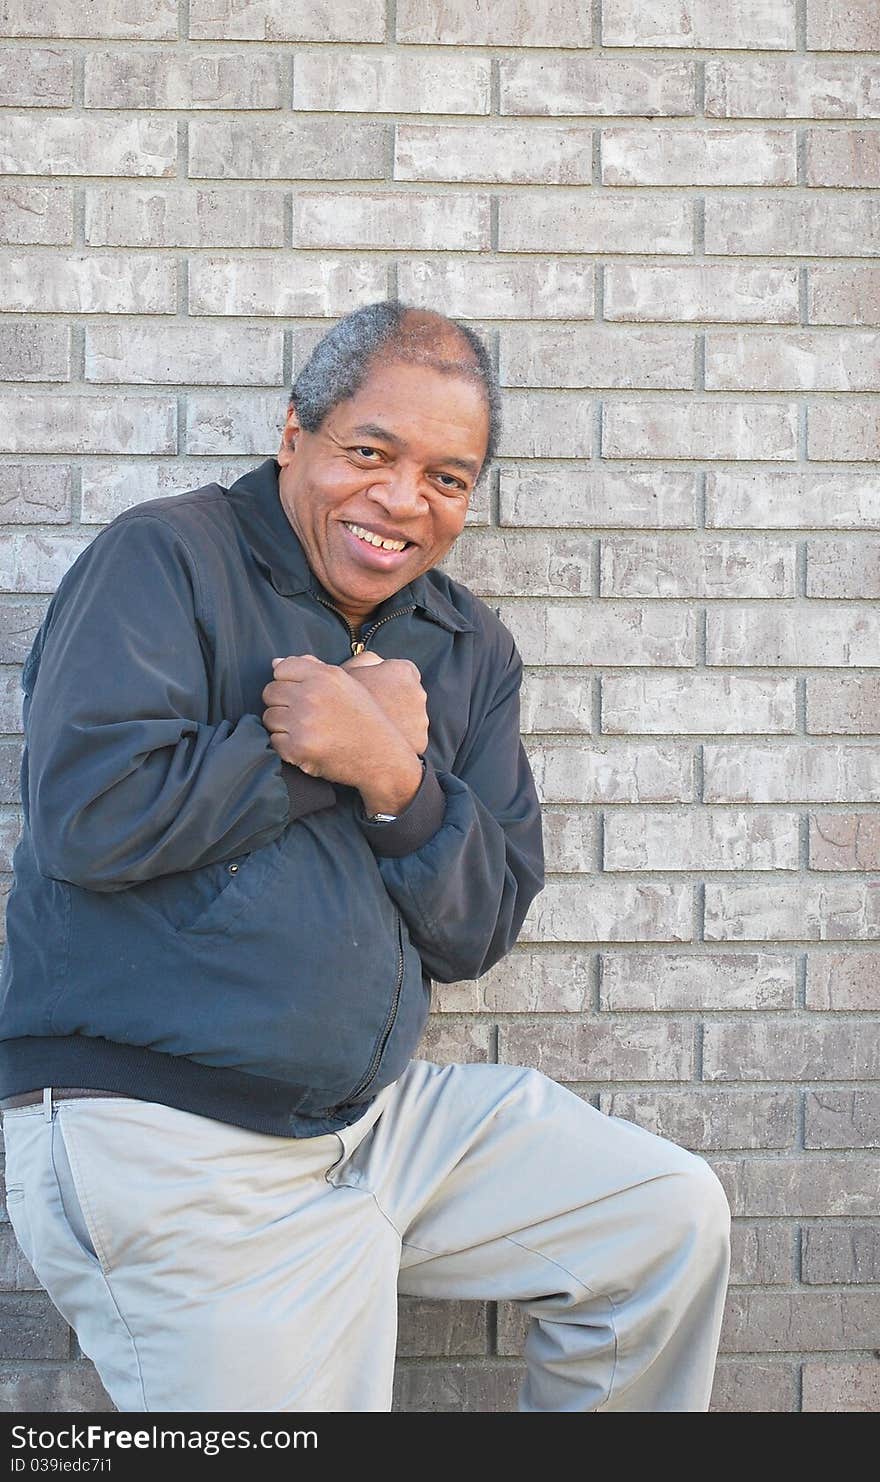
[0,1087,130,1110]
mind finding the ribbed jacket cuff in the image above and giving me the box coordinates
[280,762,336,821]
[356,758,446,858]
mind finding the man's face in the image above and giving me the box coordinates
[277,358,490,630]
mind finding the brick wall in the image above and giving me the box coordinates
[1,0,879,1415]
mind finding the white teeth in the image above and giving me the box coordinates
[344,522,407,552]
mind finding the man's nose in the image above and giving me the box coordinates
[367,467,427,517]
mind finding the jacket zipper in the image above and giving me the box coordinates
[308,590,414,1100]
[310,591,416,655]
[347,912,405,1101]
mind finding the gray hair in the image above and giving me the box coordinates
[290,300,501,478]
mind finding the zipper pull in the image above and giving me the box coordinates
[351,640,365,655]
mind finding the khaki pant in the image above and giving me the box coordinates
[2,1059,730,1412]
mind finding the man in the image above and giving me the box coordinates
[0,302,730,1412]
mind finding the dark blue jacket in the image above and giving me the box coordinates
[0,459,544,1135]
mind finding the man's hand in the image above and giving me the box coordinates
[262,655,424,816]
[341,652,429,757]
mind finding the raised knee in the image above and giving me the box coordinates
[666,1155,731,1257]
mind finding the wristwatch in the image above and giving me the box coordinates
[366,811,398,824]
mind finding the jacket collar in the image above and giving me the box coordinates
[224,459,474,634]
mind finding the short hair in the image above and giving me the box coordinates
[290,300,500,478]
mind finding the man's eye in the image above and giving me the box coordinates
[436,473,465,491]
[353,446,380,459]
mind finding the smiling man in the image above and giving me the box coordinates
[0,301,730,1413]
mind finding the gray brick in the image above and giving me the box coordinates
[441,529,592,598]
[704,742,880,803]
[520,670,593,735]
[86,187,286,248]
[0,1363,111,1412]
[706,330,880,392]
[80,460,248,524]
[502,325,694,391]
[705,196,880,257]
[541,807,596,873]
[705,58,880,120]
[500,1018,694,1080]
[0,1294,69,1360]
[0,324,69,383]
[0,47,73,106]
[711,1156,879,1216]
[0,466,72,524]
[500,57,695,117]
[185,393,283,456]
[809,403,880,461]
[392,1362,520,1413]
[525,739,691,803]
[398,259,594,320]
[396,0,592,47]
[706,1022,880,1081]
[0,116,176,176]
[500,468,697,530]
[706,470,880,529]
[189,119,385,180]
[396,123,594,186]
[705,880,880,942]
[497,599,695,667]
[600,1091,797,1151]
[419,1019,492,1065]
[3,253,176,313]
[520,878,692,946]
[498,194,693,255]
[604,808,799,871]
[600,950,796,1010]
[729,1222,796,1284]
[802,1362,880,1413]
[0,1228,38,1291]
[0,601,48,663]
[807,0,880,48]
[85,324,284,386]
[498,392,594,459]
[396,1299,486,1357]
[603,400,798,461]
[0,670,22,732]
[84,51,284,109]
[0,396,176,456]
[291,192,490,250]
[0,186,73,245]
[602,673,797,736]
[0,534,88,593]
[0,742,22,802]
[0,816,22,870]
[809,265,880,327]
[189,0,385,42]
[808,678,880,736]
[294,52,490,115]
[601,535,795,598]
[710,1360,798,1413]
[720,1291,880,1353]
[605,263,799,324]
[602,0,797,48]
[0,0,176,37]
[809,812,880,868]
[803,1224,880,1282]
[602,127,797,187]
[806,951,880,1010]
[433,947,592,1015]
[709,606,880,667]
[804,1091,880,1149]
[189,256,386,317]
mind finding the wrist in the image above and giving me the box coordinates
[358,750,425,818]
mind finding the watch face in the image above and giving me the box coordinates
[369,812,397,823]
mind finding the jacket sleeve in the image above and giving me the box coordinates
[355,627,544,982]
[25,514,335,892]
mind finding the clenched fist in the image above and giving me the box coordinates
[341,652,429,757]
[262,654,424,816]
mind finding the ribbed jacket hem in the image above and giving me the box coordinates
[0,1036,378,1138]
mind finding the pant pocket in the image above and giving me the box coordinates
[52,1117,104,1270]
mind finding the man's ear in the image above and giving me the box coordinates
[277,404,302,467]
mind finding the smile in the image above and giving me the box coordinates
[342,522,410,552]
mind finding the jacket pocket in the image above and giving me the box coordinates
[125,838,281,936]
